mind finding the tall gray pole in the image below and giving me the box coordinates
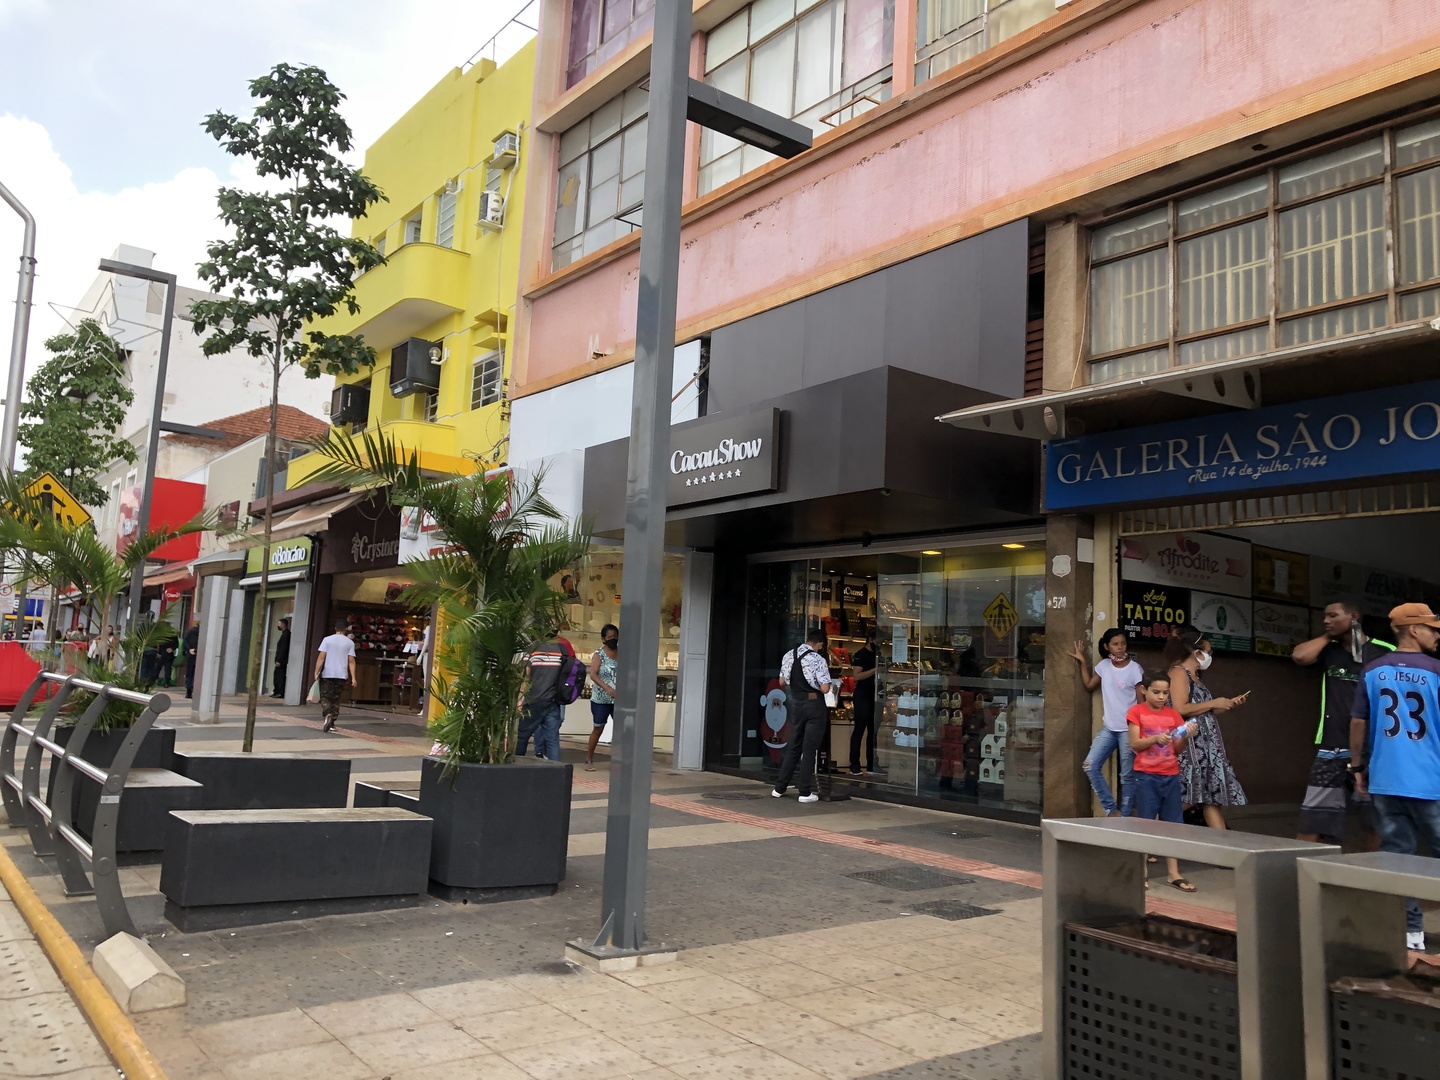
[0,179,36,470]
[589,0,692,955]
[99,260,177,631]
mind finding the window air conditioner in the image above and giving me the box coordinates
[491,131,520,169]
[330,383,370,426]
[478,192,505,230]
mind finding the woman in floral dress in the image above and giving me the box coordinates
[1163,629,1251,831]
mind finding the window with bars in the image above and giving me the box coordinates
[404,212,423,246]
[1086,115,1440,385]
[435,188,457,248]
[553,83,648,269]
[566,0,657,89]
[698,0,893,196]
[472,351,504,410]
[915,0,1055,85]
[423,390,439,423]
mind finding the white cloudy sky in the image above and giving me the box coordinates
[0,0,533,389]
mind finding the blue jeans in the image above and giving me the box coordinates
[1083,726,1135,816]
[517,698,564,760]
[1134,772,1183,823]
[1372,793,1440,934]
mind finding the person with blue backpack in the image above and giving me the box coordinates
[517,636,586,760]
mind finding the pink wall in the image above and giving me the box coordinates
[520,0,1440,393]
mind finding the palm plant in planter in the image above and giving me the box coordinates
[308,429,592,898]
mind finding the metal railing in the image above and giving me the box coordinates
[0,671,171,938]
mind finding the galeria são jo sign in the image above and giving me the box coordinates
[1043,379,1440,511]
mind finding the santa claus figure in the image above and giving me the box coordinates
[759,679,791,764]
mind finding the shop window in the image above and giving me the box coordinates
[553,83,648,269]
[1085,113,1440,385]
[472,350,503,409]
[915,0,1055,86]
[697,0,894,196]
[566,0,656,89]
[435,188,457,249]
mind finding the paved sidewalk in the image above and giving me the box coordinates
[0,698,1250,1080]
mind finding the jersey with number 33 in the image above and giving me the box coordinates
[1353,651,1440,800]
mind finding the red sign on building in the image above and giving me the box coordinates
[116,478,206,561]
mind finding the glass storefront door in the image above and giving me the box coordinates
[739,537,1047,815]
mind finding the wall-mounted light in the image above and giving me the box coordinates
[429,345,443,366]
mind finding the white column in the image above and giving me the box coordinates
[193,575,234,723]
[674,550,713,770]
[221,586,246,697]
[284,579,314,706]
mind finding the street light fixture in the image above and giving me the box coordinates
[571,0,812,966]
[98,258,177,632]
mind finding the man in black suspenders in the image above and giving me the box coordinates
[773,629,833,804]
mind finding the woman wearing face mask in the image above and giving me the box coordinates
[586,624,619,771]
[1163,628,1251,831]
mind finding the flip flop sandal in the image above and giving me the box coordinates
[1167,878,1197,893]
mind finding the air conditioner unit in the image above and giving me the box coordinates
[389,338,442,397]
[478,192,505,230]
[330,382,370,426]
[491,131,520,169]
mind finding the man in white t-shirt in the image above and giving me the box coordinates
[1070,629,1146,816]
[313,619,357,732]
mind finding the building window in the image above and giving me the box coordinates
[1086,114,1440,384]
[553,84,648,269]
[423,390,439,423]
[374,234,386,258]
[404,211,423,246]
[698,0,893,196]
[915,0,1055,85]
[567,0,656,89]
[435,188,457,248]
[472,351,503,409]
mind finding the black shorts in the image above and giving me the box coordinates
[1298,752,1372,841]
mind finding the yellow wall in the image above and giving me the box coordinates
[290,39,535,488]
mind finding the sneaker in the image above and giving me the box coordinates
[322,718,335,732]
[848,767,862,776]
[771,788,785,798]
[1408,930,1427,951]
[798,793,820,803]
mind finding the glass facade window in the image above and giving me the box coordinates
[553,84,648,269]
[1086,115,1440,384]
[698,0,894,196]
[740,541,1045,815]
[566,0,656,89]
[914,0,1055,85]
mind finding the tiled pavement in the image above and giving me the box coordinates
[1,698,1254,1079]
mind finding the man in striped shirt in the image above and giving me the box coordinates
[773,629,832,804]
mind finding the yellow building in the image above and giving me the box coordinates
[289,38,536,485]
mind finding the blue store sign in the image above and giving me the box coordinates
[1044,379,1440,511]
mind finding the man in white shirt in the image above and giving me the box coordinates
[773,629,833,804]
[313,620,357,732]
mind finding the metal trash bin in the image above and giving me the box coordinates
[1064,915,1240,1078]
[1044,818,1336,1080]
[1330,971,1440,1079]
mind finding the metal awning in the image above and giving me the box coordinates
[142,564,195,587]
[230,491,368,548]
[189,549,247,577]
[935,322,1440,440]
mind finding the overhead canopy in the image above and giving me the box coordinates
[230,491,369,548]
[142,564,196,587]
[190,549,247,577]
[935,322,1440,440]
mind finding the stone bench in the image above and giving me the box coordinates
[352,781,421,813]
[76,768,204,854]
[159,808,432,931]
[172,752,350,810]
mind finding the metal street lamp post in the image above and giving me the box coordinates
[0,180,37,639]
[98,258,177,632]
[571,0,811,963]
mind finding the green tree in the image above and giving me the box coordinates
[18,318,136,507]
[190,63,386,752]
[308,430,591,771]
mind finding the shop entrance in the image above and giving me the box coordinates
[327,570,429,714]
[737,534,1047,817]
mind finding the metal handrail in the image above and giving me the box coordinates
[0,670,171,938]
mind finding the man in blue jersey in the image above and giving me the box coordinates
[1351,603,1440,956]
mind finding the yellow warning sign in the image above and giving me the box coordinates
[983,593,1019,639]
[20,473,92,530]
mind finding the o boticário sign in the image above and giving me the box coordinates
[1043,379,1440,511]
[667,407,781,508]
[244,537,314,575]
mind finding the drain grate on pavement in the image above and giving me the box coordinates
[703,791,765,801]
[910,899,1001,921]
[846,866,976,891]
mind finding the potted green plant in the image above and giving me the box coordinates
[309,429,591,900]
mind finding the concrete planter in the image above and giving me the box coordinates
[172,751,350,810]
[418,755,572,901]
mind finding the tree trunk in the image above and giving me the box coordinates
[242,346,283,752]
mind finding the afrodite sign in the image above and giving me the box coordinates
[1044,379,1440,511]
[668,408,781,508]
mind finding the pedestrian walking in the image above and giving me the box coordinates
[271,616,291,699]
[313,619,357,732]
[1350,602,1440,957]
[1292,599,1393,845]
[1071,628,1145,817]
[1128,669,1198,891]
[1163,629,1250,829]
[183,622,200,699]
[517,637,569,760]
[585,624,618,771]
[157,630,178,687]
[772,629,832,804]
[848,631,880,775]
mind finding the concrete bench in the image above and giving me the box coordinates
[173,752,350,810]
[159,808,432,931]
[353,781,421,813]
[76,768,204,854]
